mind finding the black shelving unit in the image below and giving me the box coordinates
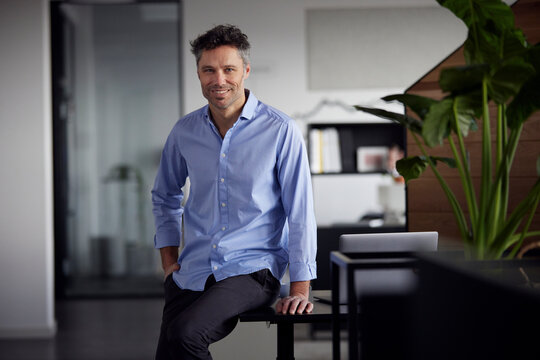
[308,121,408,287]
[308,122,406,175]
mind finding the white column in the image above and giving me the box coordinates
[0,0,56,338]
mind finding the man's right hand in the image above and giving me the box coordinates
[164,262,180,280]
[160,246,180,280]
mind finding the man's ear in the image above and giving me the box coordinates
[244,63,251,79]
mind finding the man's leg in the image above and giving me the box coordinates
[156,274,203,360]
[163,269,280,360]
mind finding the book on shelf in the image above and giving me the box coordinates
[309,127,342,174]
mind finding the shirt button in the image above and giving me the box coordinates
[220,178,225,183]
[221,227,226,231]
[212,244,217,249]
[213,266,218,270]
[221,202,226,207]
[221,153,226,158]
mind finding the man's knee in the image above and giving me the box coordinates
[167,315,205,346]
[166,316,211,359]
[168,313,239,355]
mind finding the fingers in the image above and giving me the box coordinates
[164,263,180,280]
[276,296,314,315]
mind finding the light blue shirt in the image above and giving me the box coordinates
[152,91,317,291]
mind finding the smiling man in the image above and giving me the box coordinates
[151,25,317,360]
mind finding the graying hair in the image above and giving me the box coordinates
[190,24,251,68]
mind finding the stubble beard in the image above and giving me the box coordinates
[205,86,241,110]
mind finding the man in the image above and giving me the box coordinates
[152,24,317,360]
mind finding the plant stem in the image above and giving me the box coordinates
[452,100,478,229]
[492,178,540,257]
[499,105,510,234]
[506,190,540,259]
[412,132,470,243]
[448,136,477,236]
[476,79,492,257]
[488,105,505,244]
[485,123,523,242]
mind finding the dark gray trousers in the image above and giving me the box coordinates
[155,269,280,360]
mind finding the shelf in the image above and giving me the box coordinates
[308,122,406,174]
[309,121,407,229]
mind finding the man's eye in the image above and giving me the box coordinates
[225,68,234,72]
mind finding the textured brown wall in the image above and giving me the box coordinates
[405,0,540,249]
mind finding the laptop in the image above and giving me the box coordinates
[315,231,438,305]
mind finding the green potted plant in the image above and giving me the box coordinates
[355,0,540,259]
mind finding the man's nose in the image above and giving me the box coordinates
[215,71,226,85]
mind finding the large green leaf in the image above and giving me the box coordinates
[422,98,453,147]
[454,94,480,137]
[421,94,479,146]
[382,94,437,120]
[464,31,494,65]
[507,44,540,128]
[353,106,423,134]
[499,27,528,60]
[434,156,458,168]
[488,58,536,104]
[466,23,527,67]
[437,0,514,32]
[439,0,516,65]
[439,65,487,94]
[396,155,456,183]
[396,156,428,183]
[506,76,540,129]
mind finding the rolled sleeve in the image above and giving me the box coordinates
[153,230,181,249]
[289,261,317,283]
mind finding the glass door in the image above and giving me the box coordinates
[51,1,181,297]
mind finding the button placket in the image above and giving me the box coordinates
[213,120,242,275]
[217,130,231,255]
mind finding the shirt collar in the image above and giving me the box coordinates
[239,89,257,121]
[203,89,257,122]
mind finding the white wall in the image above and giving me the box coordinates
[182,0,466,226]
[0,0,56,338]
[182,0,465,125]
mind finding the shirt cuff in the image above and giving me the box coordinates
[288,262,317,282]
[153,230,181,249]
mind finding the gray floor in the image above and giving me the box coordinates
[0,299,347,360]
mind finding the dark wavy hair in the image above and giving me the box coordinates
[190,24,250,68]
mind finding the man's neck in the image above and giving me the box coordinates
[209,92,248,138]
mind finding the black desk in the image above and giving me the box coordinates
[330,251,419,360]
[238,291,337,360]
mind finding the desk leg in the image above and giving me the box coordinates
[276,322,294,360]
[331,262,340,360]
[347,267,359,360]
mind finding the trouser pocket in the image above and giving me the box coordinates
[163,273,181,303]
[249,269,280,296]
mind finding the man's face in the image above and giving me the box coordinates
[197,45,250,112]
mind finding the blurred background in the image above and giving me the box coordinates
[1,0,474,344]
